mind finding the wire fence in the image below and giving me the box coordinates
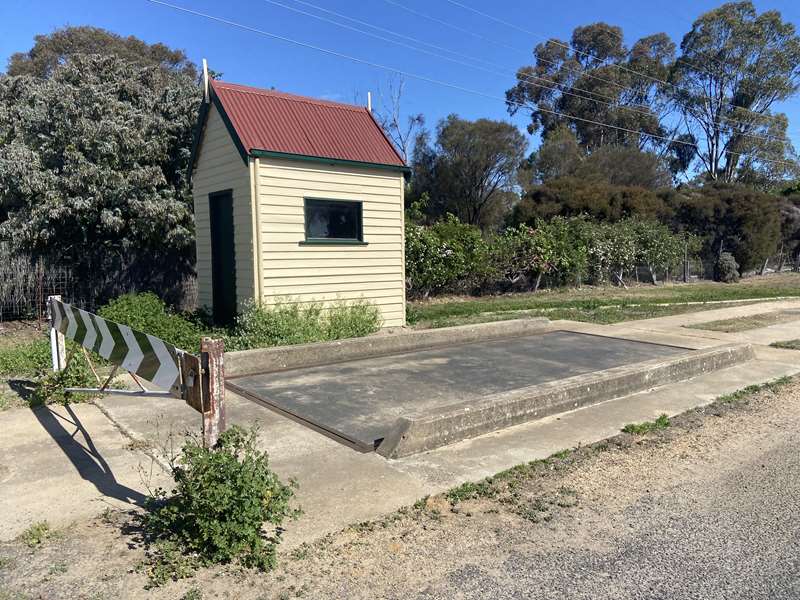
[0,246,197,323]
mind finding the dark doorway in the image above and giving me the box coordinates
[209,190,237,325]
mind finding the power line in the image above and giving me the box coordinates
[265,0,786,146]
[443,0,793,129]
[381,0,649,96]
[143,0,798,169]
[262,1,654,114]
[382,0,794,139]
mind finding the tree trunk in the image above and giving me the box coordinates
[777,243,785,272]
[533,271,543,293]
[648,265,658,285]
[613,270,628,289]
[760,257,769,276]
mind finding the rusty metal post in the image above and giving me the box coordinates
[200,337,226,447]
[47,295,66,372]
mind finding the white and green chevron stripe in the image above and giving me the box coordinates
[50,298,184,397]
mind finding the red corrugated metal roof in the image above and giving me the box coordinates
[210,80,406,168]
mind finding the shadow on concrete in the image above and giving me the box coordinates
[32,403,147,506]
[8,379,36,403]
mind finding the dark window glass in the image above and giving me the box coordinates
[305,199,363,241]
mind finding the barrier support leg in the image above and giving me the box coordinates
[201,337,226,448]
[47,295,66,372]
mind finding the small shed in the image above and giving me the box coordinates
[190,79,410,327]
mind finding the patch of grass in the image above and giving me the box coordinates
[686,310,800,333]
[290,543,310,561]
[550,449,572,460]
[0,338,50,377]
[621,414,671,435]
[180,588,204,600]
[407,274,800,329]
[411,298,771,329]
[19,521,51,548]
[771,339,800,351]
[717,376,792,405]
[446,480,496,504]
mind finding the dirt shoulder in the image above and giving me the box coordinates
[2,375,798,599]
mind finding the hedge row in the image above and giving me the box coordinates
[405,215,695,297]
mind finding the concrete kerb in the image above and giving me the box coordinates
[225,317,552,378]
[377,343,755,458]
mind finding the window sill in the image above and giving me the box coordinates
[299,239,369,246]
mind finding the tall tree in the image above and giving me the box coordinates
[0,54,200,302]
[506,24,675,152]
[6,26,197,78]
[410,115,527,229]
[671,2,800,184]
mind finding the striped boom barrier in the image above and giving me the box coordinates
[46,296,224,445]
[50,297,185,397]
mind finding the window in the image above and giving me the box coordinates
[303,198,364,244]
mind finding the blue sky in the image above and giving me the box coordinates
[2,0,800,153]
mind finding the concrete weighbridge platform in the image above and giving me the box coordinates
[225,319,753,458]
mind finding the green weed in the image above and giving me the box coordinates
[228,299,381,351]
[717,376,792,404]
[622,413,671,435]
[446,480,496,504]
[20,521,51,548]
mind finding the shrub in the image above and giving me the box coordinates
[491,217,589,290]
[31,341,97,405]
[142,426,298,584]
[229,299,382,350]
[98,292,204,351]
[628,218,688,283]
[324,299,384,339]
[405,215,490,297]
[715,252,740,283]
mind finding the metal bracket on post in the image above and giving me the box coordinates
[200,337,226,448]
[47,295,66,372]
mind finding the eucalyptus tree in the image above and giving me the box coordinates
[670,2,800,184]
[506,23,676,153]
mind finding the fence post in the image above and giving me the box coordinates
[47,295,66,372]
[200,337,226,448]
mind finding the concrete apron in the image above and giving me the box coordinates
[223,319,754,459]
[377,343,753,458]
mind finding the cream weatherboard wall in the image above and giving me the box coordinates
[253,156,406,327]
[192,104,254,311]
